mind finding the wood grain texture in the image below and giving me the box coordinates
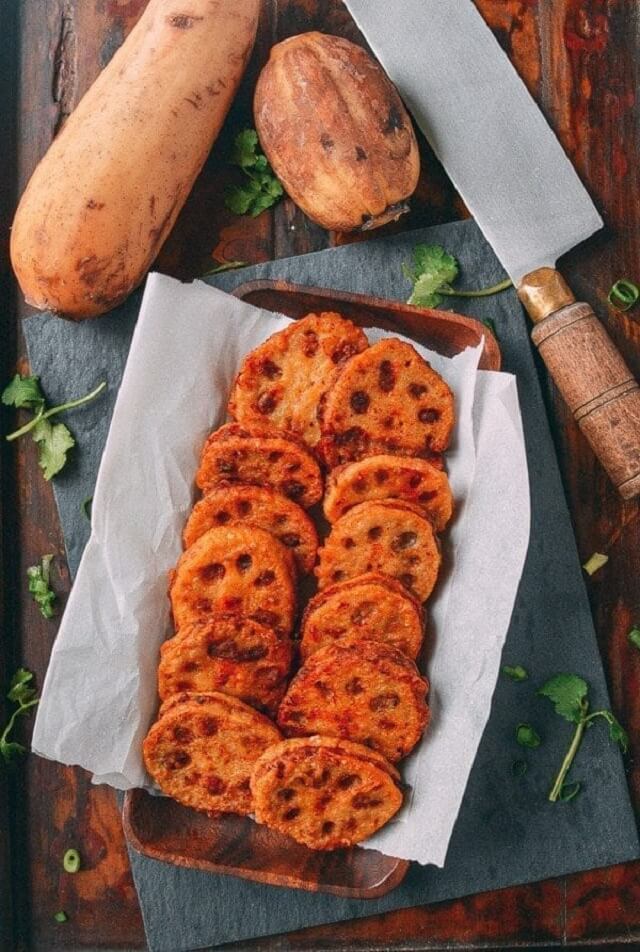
[3,0,639,949]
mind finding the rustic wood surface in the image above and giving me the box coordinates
[2,0,639,949]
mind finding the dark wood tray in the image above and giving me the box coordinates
[123,282,501,897]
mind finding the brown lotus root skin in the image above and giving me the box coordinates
[157,614,294,716]
[143,692,282,816]
[228,312,368,448]
[183,484,318,575]
[315,500,441,602]
[196,423,323,509]
[324,454,453,531]
[300,572,424,662]
[319,338,454,468]
[276,639,429,762]
[170,525,297,635]
[250,737,403,849]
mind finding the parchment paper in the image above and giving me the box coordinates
[32,272,529,867]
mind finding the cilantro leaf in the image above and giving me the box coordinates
[502,664,528,682]
[229,129,260,170]
[538,674,588,724]
[8,668,37,704]
[32,419,75,480]
[607,716,629,753]
[628,626,640,651]
[0,739,26,763]
[27,555,57,619]
[225,129,284,218]
[516,723,541,748]
[406,245,459,307]
[2,373,45,410]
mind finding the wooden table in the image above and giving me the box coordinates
[2,1,639,949]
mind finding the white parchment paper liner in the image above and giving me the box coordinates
[33,272,530,867]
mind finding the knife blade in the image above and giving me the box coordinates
[344,0,640,499]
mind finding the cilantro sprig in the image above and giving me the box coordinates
[404,244,512,309]
[27,555,57,618]
[0,668,39,765]
[2,374,106,480]
[538,674,628,802]
[224,129,284,218]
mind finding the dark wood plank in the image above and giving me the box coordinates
[5,0,640,949]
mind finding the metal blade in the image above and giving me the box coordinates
[344,0,603,283]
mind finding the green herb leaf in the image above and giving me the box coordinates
[54,911,68,923]
[538,674,589,724]
[32,419,75,480]
[607,716,629,753]
[583,552,608,576]
[406,245,459,307]
[2,373,44,410]
[502,664,528,682]
[512,759,528,777]
[27,555,57,618]
[627,626,640,651]
[0,667,39,766]
[229,128,260,170]
[516,723,541,748]
[225,129,284,218]
[558,780,582,802]
[608,279,639,312]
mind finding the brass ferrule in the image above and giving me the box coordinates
[517,267,576,323]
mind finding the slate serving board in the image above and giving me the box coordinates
[23,219,640,952]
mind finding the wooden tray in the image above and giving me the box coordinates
[123,282,502,898]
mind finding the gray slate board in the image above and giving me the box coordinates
[23,220,640,952]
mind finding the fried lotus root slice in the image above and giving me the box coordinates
[251,737,403,850]
[300,572,424,662]
[228,312,368,448]
[319,338,454,467]
[183,483,318,574]
[277,639,429,762]
[196,423,323,509]
[324,454,453,531]
[158,614,294,716]
[170,525,296,634]
[315,500,441,602]
[142,691,282,816]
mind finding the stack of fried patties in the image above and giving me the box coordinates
[143,312,454,851]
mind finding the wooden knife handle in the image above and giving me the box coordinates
[518,268,640,500]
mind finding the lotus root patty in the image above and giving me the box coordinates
[300,572,424,662]
[276,639,429,762]
[319,338,454,467]
[183,484,318,574]
[324,454,453,531]
[158,614,294,716]
[228,312,368,448]
[143,691,282,815]
[196,423,323,508]
[315,500,441,602]
[251,737,403,849]
[170,525,296,634]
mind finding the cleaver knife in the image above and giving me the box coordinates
[344,0,640,500]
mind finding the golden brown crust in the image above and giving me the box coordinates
[324,454,453,531]
[143,691,282,816]
[276,639,429,762]
[196,423,323,509]
[251,737,403,849]
[315,500,441,602]
[300,572,424,662]
[228,312,368,448]
[183,484,318,575]
[170,525,296,634]
[319,338,454,468]
[158,614,294,716]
